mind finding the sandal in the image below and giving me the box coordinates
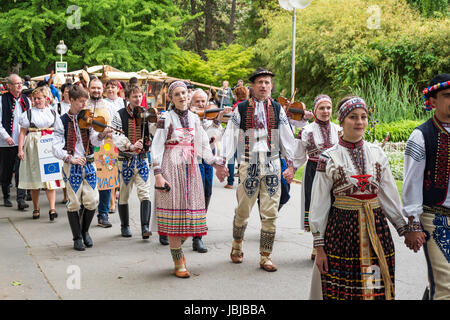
[32,209,40,220]
[49,209,58,221]
[259,255,278,272]
[174,261,190,278]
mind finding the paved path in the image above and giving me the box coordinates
[0,177,427,300]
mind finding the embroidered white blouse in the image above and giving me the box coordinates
[151,109,220,170]
[402,127,450,223]
[309,139,407,245]
[19,107,56,129]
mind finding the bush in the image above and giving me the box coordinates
[365,119,426,142]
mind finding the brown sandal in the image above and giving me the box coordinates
[230,248,244,264]
[32,209,40,220]
[260,255,278,272]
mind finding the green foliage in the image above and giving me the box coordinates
[365,119,425,142]
[168,44,255,86]
[0,0,192,77]
[350,68,427,123]
[407,0,449,17]
[255,0,450,108]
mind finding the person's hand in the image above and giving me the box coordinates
[155,174,171,191]
[70,157,86,166]
[282,166,295,184]
[315,246,328,274]
[303,110,314,120]
[214,165,229,182]
[130,139,143,152]
[6,137,15,146]
[18,149,25,160]
[404,231,426,252]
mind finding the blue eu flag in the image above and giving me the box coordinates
[44,163,60,174]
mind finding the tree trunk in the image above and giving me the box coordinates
[204,0,214,50]
[227,0,237,45]
[190,0,204,57]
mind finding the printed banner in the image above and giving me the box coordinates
[94,137,119,190]
[37,134,64,182]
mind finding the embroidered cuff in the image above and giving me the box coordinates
[313,238,325,247]
[397,224,409,236]
[408,221,423,232]
[153,166,162,176]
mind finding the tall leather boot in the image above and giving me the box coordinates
[2,185,12,207]
[118,204,132,237]
[67,211,85,251]
[193,236,207,253]
[140,200,152,239]
[81,208,95,248]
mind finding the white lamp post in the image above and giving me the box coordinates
[56,40,68,62]
[278,0,312,97]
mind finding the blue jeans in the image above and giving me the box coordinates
[227,151,238,186]
[97,189,111,221]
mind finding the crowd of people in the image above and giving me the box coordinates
[0,68,449,300]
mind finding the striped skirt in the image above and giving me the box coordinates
[321,196,396,300]
[155,144,207,237]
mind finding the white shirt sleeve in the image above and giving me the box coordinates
[278,108,303,168]
[18,110,30,129]
[402,129,426,223]
[111,112,130,152]
[376,149,408,235]
[0,98,10,140]
[151,118,169,168]
[52,117,69,161]
[219,108,240,162]
[309,154,334,246]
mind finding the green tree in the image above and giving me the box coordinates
[407,0,449,17]
[0,0,193,77]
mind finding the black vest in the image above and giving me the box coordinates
[60,113,94,156]
[117,107,150,155]
[417,116,450,207]
[1,92,30,135]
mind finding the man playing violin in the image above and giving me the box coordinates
[112,85,155,241]
[52,85,112,251]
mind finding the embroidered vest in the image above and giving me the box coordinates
[237,98,280,160]
[60,113,93,156]
[117,107,149,155]
[1,92,30,135]
[417,116,450,207]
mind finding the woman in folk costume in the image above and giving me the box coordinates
[18,87,64,220]
[151,81,227,278]
[309,95,416,300]
[295,94,341,259]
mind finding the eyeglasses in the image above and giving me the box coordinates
[10,82,23,86]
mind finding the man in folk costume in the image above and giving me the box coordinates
[52,85,112,251]
[112,85,155,241]
[0,74,30,210]
[403,73,450,300]
[219,68,300,272]
[87,78,119,228]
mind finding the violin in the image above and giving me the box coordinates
[134,106,158,123]
[78,109,124,134]
[194,104,232,122]
[277,96,307,121]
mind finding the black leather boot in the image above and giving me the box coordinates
[67,211,85,251]
[118,204,132,237]
[2,185,12,207]
[140,200,152,239]
[81,208,95,248]
[159,235,169,245]
[193,236,208,253]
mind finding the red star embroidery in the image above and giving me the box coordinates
[351,174,372,192]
